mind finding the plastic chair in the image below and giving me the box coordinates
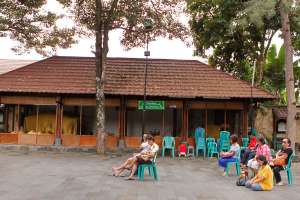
[195,137,206,158]
[194,127,206,158]
[206,137,215,146]
[195,127,205,139]
[219,131,230,152]
[241,137,249,151]
[162,136,175,157]
[283,154,294,185]
[207,142,219,158]
[225,147,241,176]
[138,153,159,181]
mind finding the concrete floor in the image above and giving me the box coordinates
[0,151,299,200]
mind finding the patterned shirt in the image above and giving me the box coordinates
[256,144,271,161]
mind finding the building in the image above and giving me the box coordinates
[0,56,274,149]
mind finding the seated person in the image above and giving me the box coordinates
[247,136,271,176]
[270,137,293,186]
[126,135,159,180]
[245,155,273,191]
[112,134,150,176]
[218,135,240,176]
[240,134,257,166]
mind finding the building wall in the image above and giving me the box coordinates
[255,107,300,144]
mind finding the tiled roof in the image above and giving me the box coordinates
[0,56,274,99]
[0,59,36,74]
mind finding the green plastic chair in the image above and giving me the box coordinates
[138,153,159,181]
[207,142,219,158]
[162,136,175,157]
[194,127,206,158]
[241,137,249,151]
[219,131,230,152]
[225,147,241,176]
[284,154,294,185]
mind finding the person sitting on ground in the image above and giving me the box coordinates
[240,134,257,166]
[112,134,150,176]
[270,137,293,186]
[247,136,271,176]
[245,155,273,191]
[218,135,240,176]
[126,135,159,180]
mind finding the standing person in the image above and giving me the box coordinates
[126,135,159,180]
[247,136,271,176]
[270,137,293,186]
[218,135,240,176]
[245,155,273,191]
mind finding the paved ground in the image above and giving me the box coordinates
[0,151,299,200]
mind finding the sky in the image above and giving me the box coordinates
[0,0,283,63]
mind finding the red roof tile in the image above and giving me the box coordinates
[0,56,274,99]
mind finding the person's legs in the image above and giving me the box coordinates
[273,166,284,184]
[245,180,252,188]
[126,162,138,180]
[251,183,263,191]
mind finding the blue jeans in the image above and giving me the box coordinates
[218,156,237,169]
[245,181,263,191]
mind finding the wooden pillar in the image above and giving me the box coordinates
[182,101,188,140]
[162,109,165,136]
[119,97,125,139]
[243,105,249,136]
[224,110,227,131]
[36,105,39,133]
[15,104,20,132]
[205,109,208,137]
[55,97,62,145]
[79,105,82,135]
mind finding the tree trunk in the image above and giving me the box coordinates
[95,0,106,154]
[280,0,297,151]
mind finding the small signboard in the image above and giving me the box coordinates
[138,101,165,110]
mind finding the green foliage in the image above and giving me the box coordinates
[263,44,300,105]
[59,0,189,50]
[0,0,76,56]
[187,0,281,80]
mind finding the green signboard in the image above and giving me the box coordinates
[138,101,165,110]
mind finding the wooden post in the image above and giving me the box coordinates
[16,104,20,132]
[79,105,82,135]
[205,109,208,137]
[55,97,62,145]
[36,105,39,133]
[224,110,227,131]
[162,109,165,136]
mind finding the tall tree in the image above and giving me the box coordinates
[187,0,281,84]
[58,0,188,153]
[279,0,297,151]
[0,0,76,56]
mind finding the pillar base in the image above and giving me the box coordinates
[54,138,62,146]
[118,139,125,150]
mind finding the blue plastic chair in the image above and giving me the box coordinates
[207,142,219,158]
[195,137,206,158]
[138,153,159,181]
[284,154,294,185]
[194,127,206,158]
[225,147,241,176]
[162,136,175,157]
[219,131,230,152]
[195,127,205,139]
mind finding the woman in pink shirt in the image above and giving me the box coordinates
[247,136,271,175]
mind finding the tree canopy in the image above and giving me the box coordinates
[187,0,300,85]
[0,0,76,56]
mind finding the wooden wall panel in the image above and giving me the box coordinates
[0,96,56,105]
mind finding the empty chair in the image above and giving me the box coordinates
[162,136,175,157]
[207,142,219,158]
